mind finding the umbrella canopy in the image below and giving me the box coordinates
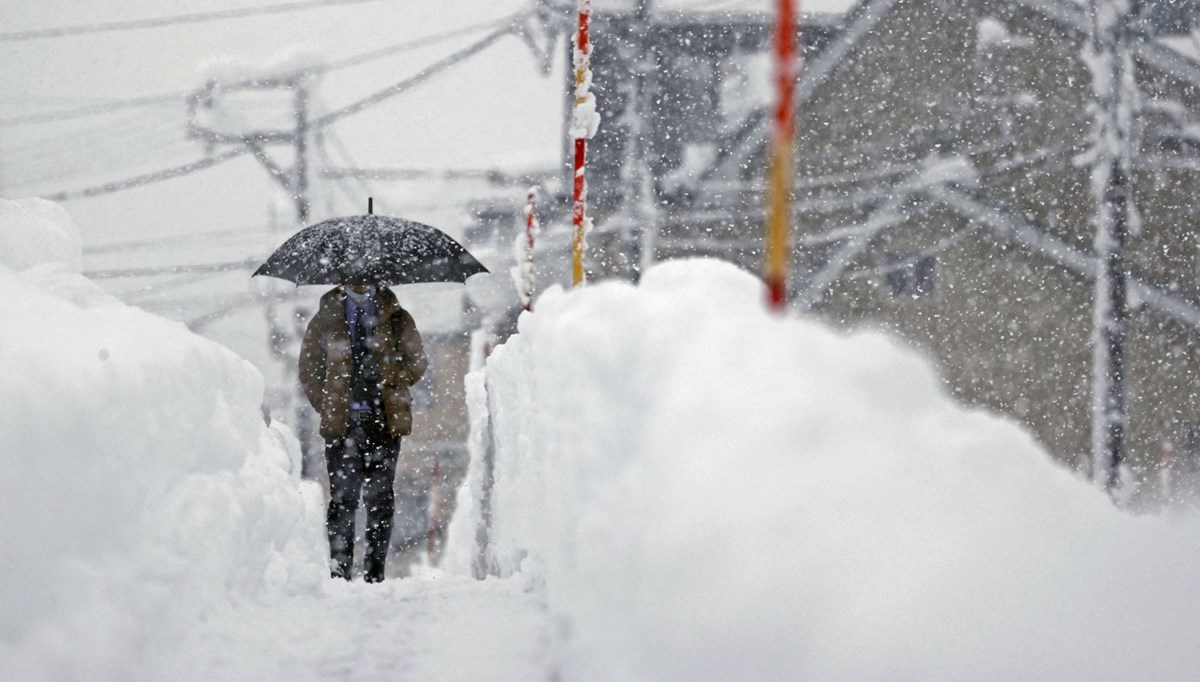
[253,214,488,286]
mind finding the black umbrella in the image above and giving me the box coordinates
[253,210,488,286]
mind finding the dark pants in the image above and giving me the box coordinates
[325,410,400,583]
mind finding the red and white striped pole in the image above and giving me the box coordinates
[765,0,799,311]
[521,187,538,311]
[570,0,598,287]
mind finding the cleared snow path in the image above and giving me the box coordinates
[0,199,555,681]
[145,573,555,682]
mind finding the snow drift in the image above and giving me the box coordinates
[447,258,1200,681]
[0,198,326,680]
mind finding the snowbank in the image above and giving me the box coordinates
[447,258,1200,681]
[0,198,82,273]
[0,199,326,680]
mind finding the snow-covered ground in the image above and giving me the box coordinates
[447,258,1200,682]
[142,572,554,682]
[6,198,1200,680]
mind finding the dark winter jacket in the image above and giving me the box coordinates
[299,287,428,438]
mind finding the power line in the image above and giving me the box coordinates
[189,289,298,332]
[312,24,518,127]
[316,127,370,209]
[83,258,262,279]
[321,13,523,73]
[325,166,559,185]
[20,128,232,192]
[0,12,525,128]
[0,93,184,127]
[40,23,520,201]
[9,148,194,193]
[115,269,238,302]
[83,223,274,254]
[6,118,190,181]
[4,108,180,157]
[0,0,386,42]
[45,146,250,201]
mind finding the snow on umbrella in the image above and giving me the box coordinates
[252,214,488,286]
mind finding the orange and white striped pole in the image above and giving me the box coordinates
[570,0,598,287]
[765,0,799,311]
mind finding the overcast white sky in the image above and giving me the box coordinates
[0,0,565,245]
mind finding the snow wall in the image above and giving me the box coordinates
[0,198,327,680]
[446,258,1200,682]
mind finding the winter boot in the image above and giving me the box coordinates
[363,545,387,583]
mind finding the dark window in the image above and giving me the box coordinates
[885,253,938,299]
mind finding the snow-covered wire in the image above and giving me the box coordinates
[44,147,250,201]
[311,25,518,128]
[188,288,298,332]
[841,220,985,281]
[323,166,558,186]
[929,184,1200,331]
[3,115,195,190]
[321,125,374,197]
[314,127,367,211]
[797,210,908,247]
[0,12,528,128]
[8,147,197,194]
[0,94,185,127]
[82,258,263,280]
[116,269,239,301]
[7,125,197,187]
[0,0,386,41]
[82,223,272,255]
[3,110,182,158]
[797,196,906,307]
[987,141,1086,175]
[38,27,514,201]
[320,12,526,73]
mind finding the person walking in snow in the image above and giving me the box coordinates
[299,283,428,583]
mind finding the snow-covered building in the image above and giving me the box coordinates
[643,0,1200,505]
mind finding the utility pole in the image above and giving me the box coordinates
[1086,0,1141,496]
[626,0,658,282]
[188,69,319,476]
[294,83,311,225]
[290,81,316,477]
